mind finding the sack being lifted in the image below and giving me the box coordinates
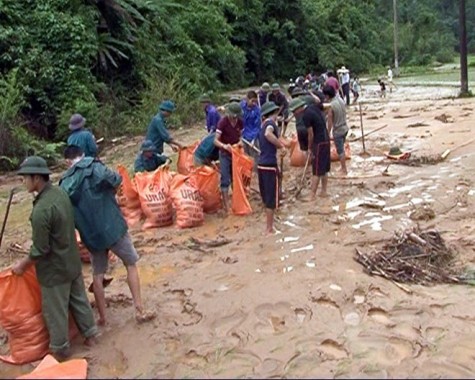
[170,174,204,228]
[177,141,200,175]
[135,167,174,229]
[116,165,143,227]
[189,165,222,213]
[231,146,253,216]
[289,135,307,167]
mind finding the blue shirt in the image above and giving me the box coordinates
[240,100,261,142]
[194,133,219,163]
[205,104,221,133]
[145,112,172,154]
[134,152,168,173]
[258,119,279,166]
[67,128,98,158]
[258,90,269,107]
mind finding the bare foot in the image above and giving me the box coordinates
[338,169,348,176]
[319,192,329,198]
[135,309,157,324]
[96,318,106,326]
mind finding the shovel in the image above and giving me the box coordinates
[0,187,18,251]
[294,153,312,199]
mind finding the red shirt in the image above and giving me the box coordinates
[326,77,340,92]
[216,116,243,148]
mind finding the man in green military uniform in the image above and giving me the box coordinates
[145,100,183,154]
[134,139,169,173]
[12,156,98,361]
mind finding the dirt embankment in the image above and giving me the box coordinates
[2,85,475,379]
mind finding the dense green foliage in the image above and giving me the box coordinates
[0,0,473,169]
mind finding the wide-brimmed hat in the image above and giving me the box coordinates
[388,146,403,156]
[289,98,306,113]
[338,66,349,73]
[69,113,86,131]
[199,94,211,103]
[291,88,305,98]
[159,100,176,113]
[226,102,243,117]
[17,156,51,175]
[141,140,156,152]
[261,82,271,91]
[229,95,242,103]
[271,83,280,91]
[261,101,279,117]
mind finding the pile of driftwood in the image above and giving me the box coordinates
[355,227,462,289]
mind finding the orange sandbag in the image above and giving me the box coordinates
[231,146,253,215]
[0,266,49,364]
[189,166,222,213]
[135,167,174,229]
[17,354,87,379]
[170,174,204,228]
[116,165,143,227]
[330,140,351,162]
[289,135,307,167]
[177,141,199,175]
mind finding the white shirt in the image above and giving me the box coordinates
[388,69,393,81]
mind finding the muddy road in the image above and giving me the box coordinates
[1,84,475,379]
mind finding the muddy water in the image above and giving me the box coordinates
[1,88,475,378]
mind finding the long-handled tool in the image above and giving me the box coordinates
[241,138,261,154]
[0,187,18,251]
[294,153,312,199]
[359,102,370,157]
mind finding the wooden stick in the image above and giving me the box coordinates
[358,102,366,153]
[349,124,389,142]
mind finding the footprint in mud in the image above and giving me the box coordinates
[254,302,301,334]
[318,339,349,360]
[425,326,446,343]
[253,358,285,378]
[309,294,343,323]
[209,309,248,338]
[160,288,203,327]
[367,307,396,327]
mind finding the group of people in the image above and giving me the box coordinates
[12,114,157,361]
[10,69,352,360]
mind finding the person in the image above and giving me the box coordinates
[12,156,98,361]
[287,79,296,97]
[59,145,156,325]
[289,97,331,201]
[323,85,349,176]
[217,95,241,114]
[199,94,221,133]
[378,78,387,98]
[240,90,261,166]
[257,83,270,108]
[387,66,397,92]
[67,113,98,158]
[134,139,169,173]
[291,88,325,153]
[193,132,219,166]
[257,101,286,235]
[338,66,351,106]
[214,103,244,214]
[325,71,340,95]
[145,100,183,154]
[268,83,289,133]
[351,76,361,104]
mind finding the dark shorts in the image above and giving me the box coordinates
[312,141,331,176]
[258,165,279,209]
[296,126,309,151]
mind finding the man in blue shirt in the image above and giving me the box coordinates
[67,114,98,158]
[134,140,169,173]
[145,100,183,154]
[199,94,221,133]
[240,90,261,168]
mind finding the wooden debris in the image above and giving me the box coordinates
[186,236,232,252]
[354,226,463,286]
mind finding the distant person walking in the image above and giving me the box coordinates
[13,156,98,361]
[338,66,351,106]
[351,76,361,104]
[378,79,387,98]
[387,66,397,92]
[67,114,98,158]
[145,100,183,154]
